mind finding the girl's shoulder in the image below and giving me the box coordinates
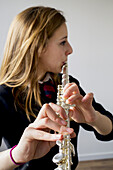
[0,85,12,98]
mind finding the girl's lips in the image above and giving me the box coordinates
[61,63,65,68]
[62,61,67,66]
[61,62,67,71]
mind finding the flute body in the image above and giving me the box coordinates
[52,62,75,170]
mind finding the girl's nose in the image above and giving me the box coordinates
[66,42,73,56]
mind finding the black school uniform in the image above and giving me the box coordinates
[0,75,113,170]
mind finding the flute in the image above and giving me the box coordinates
[52,62,75,170]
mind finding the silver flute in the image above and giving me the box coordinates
[52,62,75,170]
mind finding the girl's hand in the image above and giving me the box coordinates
[12,103,75,164]
[63,83,97,124]
[63,83,113,136]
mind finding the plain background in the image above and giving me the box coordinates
[0,0,113,161]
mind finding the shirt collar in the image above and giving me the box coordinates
[38,73,52,84]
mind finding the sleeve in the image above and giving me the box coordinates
[0,107,2,146]
[0,85,11,146]
[0,96,5,145]
[69,75,113,141]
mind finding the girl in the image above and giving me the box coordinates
[0,6,113,170]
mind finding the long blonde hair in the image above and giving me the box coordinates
[0,6,66,120]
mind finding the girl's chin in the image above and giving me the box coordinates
[58,67,62,73]
[50,66,62,74]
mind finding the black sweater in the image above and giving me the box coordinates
[0,75,113,170]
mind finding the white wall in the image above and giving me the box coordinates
[0,0,113,161]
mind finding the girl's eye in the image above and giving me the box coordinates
[60,41,66,46]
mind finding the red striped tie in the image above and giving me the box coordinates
[43,79,56,99]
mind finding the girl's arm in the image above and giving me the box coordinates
[0,103,75,170]
[0,149,18,170]
[63,83,113,136]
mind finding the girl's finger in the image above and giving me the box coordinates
[63,83,74,92]
[49,102,67,119]
[63,83,80,99]
[31,118,65,132]
[82,93,94,105]
[35,104,67,126]
[28,128,64,141]
[31,117,74,135]
[59,126,74,135]
[66,94,83,105]
[70,132,76,138]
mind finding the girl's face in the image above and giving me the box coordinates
[38,23,73,80]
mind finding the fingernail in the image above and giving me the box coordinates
[66,99,70,104]
[66,128,73,133]
[63,94,68,99]
[64,113,68,119]
[61,120,67,125]
[56,134,63,139]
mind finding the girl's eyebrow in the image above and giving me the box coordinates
[60,36,67,40]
